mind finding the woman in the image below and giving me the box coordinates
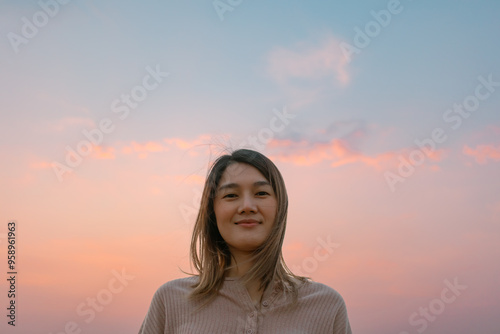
[139,149,352,333]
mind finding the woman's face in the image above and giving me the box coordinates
[214,162,277,255]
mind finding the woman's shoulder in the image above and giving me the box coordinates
[297,279,347,304]
[153,276,199,298]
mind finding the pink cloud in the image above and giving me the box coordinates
[98,134,217,160]
[122,140,168,158]
[268,138,395,169]
[268,138,447,171]
[426,148,446,161]
[164,134,212,152]
[119,135,213,159]
[92,146,115,160]
[267,36,350,86]
[45,116,96,132]
[30,161,52,169]
[463,144,500,164]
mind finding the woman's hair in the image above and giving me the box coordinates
[189,148,308,304]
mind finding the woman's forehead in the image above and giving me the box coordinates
[219,162,268,184]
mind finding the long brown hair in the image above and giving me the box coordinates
[189,148,308,305]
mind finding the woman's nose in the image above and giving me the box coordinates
[239,194,257,213]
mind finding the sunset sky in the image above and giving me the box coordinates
[1,1,499,333]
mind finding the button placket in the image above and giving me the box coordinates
[245,310,257,334]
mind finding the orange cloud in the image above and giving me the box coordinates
[268,138,395,169]
[93,146,115,159]
[426,148,446,161]
[164,134,212,152]
[268,138,447,171]
[267,36,350,86]
[30,161,52,169]
[119,135,214,159]
[463,144,500,164]
[46,116,96,132]
[100,135,215,160]
[122,140,168,158]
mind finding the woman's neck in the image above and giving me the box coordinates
[226,250,255,277]
[226,251,265,304]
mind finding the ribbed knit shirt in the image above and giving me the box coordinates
[138,276,352,334]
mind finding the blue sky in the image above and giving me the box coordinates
[2,0,499,155]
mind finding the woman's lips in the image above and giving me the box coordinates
[235,219,260,226]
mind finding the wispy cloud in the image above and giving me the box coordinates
[93,146,115,160]
[267,133,448,172]
[30,161,52,169]
[267,36,350,86]
[268,138,396,169]
[122,141,168,159]
[463,144,500,164]
[119,135,213,159]
[164,134,213,154]
[45,116,96,132]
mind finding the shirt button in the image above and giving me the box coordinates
[246,329,253,334]
[262,301,269,307]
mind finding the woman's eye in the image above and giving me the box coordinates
[223,193,237,199]
[256,191,269,196]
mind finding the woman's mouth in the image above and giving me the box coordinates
[235,219,260,226]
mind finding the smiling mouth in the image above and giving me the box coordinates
[234,219,261,226]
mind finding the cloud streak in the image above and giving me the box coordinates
[463,144,500,164]
[267,36,350,86]
[267,137,394,168]
[45,117,96,133]
[267,135,448,172]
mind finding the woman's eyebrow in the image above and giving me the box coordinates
[254,180,271,187]
[218,183,238,191]
[218,180,270,191]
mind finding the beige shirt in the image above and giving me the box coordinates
[139,276,352,334]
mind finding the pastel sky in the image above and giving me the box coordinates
[1,1,499,333]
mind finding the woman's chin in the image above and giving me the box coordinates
[229,243,263,253]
